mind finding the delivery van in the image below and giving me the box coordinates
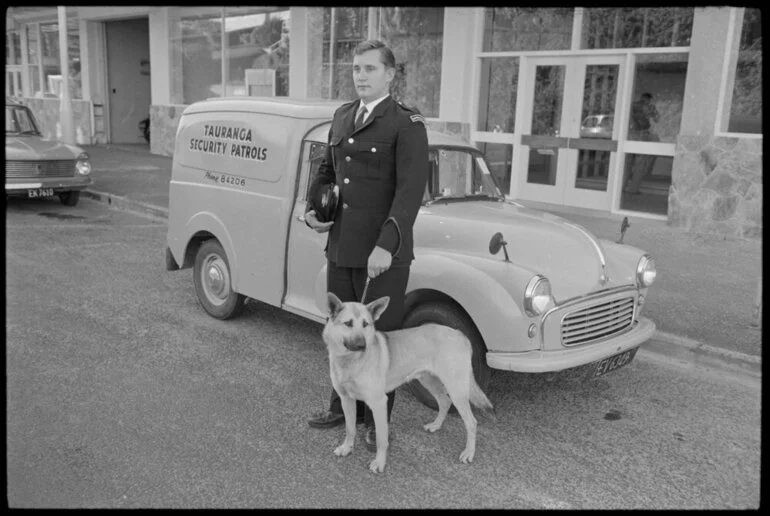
[166,97,657,407]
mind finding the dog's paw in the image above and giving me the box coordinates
[334,443,353,457]
[423,420,442,433]
[459,448,475,464]
[369,457,386,473]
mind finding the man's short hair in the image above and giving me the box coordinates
[641,92,653,100]
[353,40,396,70]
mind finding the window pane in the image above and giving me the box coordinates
[223,8,290,98]
[40,23,61,97]
[8,32,22,65]
[532,65,564,137]
[67,18,81,99]
[483,8,573,52]
[28,64,40,97]
[627,54,688,144]
[621,153,672,216]
[26,25,39,66]
[582,8,693,49]
[380,7,443,118]
[171,10,223,105]
[477,57,518,132]
[728,8,761,134]
[476,142,513,194]
[320,7,368,100]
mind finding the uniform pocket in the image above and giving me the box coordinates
[355,139,390,178]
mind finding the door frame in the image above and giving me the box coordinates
[513,54,627,210]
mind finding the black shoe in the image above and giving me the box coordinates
[308,410,366,429]
[307,410,345,429]
[364,426,391,453]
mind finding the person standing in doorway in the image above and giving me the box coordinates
[304,40,429,452]
[625,92,660,195]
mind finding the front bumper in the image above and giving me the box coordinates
[5,177,92,195]
[486,316,656,373]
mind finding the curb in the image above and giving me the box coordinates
[83,188,762,379]
[641,330,761,379]
[82,189,169,221]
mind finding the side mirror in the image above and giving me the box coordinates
[489,232,510,262]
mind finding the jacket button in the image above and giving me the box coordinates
[343,203,349,209]
[343,178,350,184]
[348,138,354,144]
[345,156,351,162]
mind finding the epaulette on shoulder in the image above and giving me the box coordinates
[396,100,427,126]
[395,100,420,115]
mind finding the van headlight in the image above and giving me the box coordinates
[524,275,553,316]
[76,152,91,175]
[636,255,656,287]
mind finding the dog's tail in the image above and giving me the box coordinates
[469,376,497,423]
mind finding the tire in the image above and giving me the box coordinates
[59,191,80,207]
[193,239,245,320]
[402,302,491,411]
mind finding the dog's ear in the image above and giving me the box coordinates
[366,296,390,322]
[327,292,344,318]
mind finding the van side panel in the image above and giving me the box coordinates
[168,111,306,307]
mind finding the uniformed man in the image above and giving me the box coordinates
[305,40,429,452]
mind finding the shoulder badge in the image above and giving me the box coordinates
[410,114,426,126]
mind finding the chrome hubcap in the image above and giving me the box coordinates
[202,254,230,305]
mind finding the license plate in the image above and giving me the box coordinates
[591,347,638,378]
[28,188,55,198]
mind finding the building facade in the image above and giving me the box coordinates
[5,6,762,237]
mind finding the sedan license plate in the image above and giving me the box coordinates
[591,347,638,379]
[28,188,55,198]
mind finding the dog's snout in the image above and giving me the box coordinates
[343,335,367,351]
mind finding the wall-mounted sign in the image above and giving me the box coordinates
[140,59,150,76]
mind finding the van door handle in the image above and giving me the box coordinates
[296,214,306,222]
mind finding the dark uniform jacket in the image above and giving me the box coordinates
[308,95,429,269]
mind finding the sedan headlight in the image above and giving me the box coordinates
[636,254,656,287]
[76,152,91,175]
[524,275,553,316]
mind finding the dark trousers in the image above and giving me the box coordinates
[326,259,410,428]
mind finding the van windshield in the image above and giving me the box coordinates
[423,148,504,205]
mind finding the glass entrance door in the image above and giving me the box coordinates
[516,56,625,209]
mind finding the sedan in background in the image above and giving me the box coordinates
[6,100,91,206]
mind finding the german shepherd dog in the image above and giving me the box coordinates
[323,292,495,473]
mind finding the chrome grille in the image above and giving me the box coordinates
[5,160,76,179]
[561,297,634,346]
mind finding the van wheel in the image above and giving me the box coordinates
[401,302,491,411]
[59,191,80,206]
[193,239,245,320]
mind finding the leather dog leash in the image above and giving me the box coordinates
[360,276,372,304]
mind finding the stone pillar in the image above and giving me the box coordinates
[679,7,734,137]
[669,7,763,238]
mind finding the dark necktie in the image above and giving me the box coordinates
[354,105,367,130]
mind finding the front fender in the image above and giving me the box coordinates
[182,211,240,291]
[405,251,541,354]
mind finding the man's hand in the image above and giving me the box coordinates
[367,246,392,278]
[305,210,334,233]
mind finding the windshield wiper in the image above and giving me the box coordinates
[18,130,39,135]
